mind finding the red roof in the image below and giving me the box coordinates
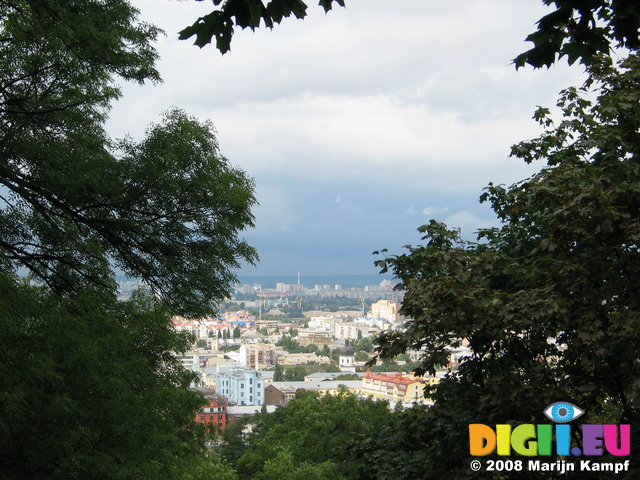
[363,369,423,385]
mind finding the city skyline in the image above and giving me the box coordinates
[107,0,588,276]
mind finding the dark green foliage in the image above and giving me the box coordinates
[273,363,285,381]
[0,1,258,477]
[349,404,434,480]
[0,275,208,480]
[0,0,257,317]
[515,0,640,68]
[351,335,373,353]
[283,364,307,380]
[372,54,640,478]
[179,0,346,53]
[1,101,257,317]
[111,108,257,317]
[218,390,391,480]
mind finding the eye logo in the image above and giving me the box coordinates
[543,402,584,423]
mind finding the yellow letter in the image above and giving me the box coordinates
[496,424,512,455]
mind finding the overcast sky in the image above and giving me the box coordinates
[107,0,588,276]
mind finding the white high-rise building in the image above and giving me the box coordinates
[214,366,264,406]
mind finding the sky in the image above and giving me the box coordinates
[106,0,589,276]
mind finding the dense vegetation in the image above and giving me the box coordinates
[218,390,404,480]
[0,1,255,478]
[2,1,640,479]
[372,54,640,479]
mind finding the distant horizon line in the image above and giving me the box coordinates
[237,274,386,277]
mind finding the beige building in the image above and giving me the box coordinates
[370,300,402,322]
[255,319,279,333]
[282,352,330,365]
[239,343,278,369]
[297,329,331,347]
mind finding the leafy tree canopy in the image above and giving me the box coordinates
[0,0,258,478]
[179,0,640,68]
[179,0,345,53]
[0,275,209,480]
[515,0,640,68]
[219,390,391,480]
[372,53,640,478]
[0,1,257,317]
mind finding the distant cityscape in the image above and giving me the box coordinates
[236,273,396,290]
[116,271,471,433]
[232,275,402,302]
[117,273,403,302]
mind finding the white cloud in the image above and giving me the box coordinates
[423,206,449,216]
[106,0,589,275]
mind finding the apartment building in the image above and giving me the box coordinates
[215,366,264,406]
[194,390,228,432]
[360,370,440,406]
[239,343,278,369]
[370,300,402,322]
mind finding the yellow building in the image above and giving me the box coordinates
[361,370,438,405]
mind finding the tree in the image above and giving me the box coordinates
[372,53,640,478]
[179,0,640,69]
[178,0,345,53]
[514,0,640,68]
[0,276,209,480]
[283,365,307,381]
[1,1,257,318]
[348,404,433,480]
[252,449,341,480]
[273,363,285,381]
[352,336,373,353]
[0,0,258,477]
[277,335,302,353]
[219,390,391,480]
[354,351,369,362]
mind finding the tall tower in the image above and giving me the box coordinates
[339,340,356,373]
